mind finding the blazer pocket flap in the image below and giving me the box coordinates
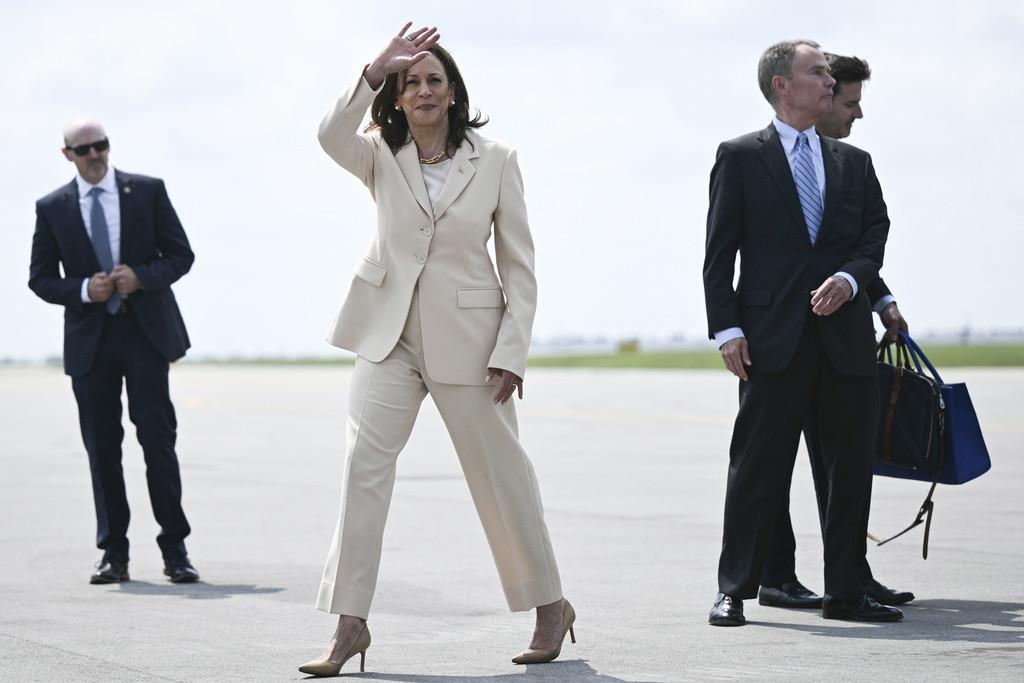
[457,288,505,309]
[739,289,772,307]
[354,258,386,287]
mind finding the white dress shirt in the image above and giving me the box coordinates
[873,294,896,313]
[713,119,861,348]
[76,166,121,302]
[773,116,825,198]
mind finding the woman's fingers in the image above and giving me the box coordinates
[488,369,522,404]
[396,21,413,38]
[410,26,436,45]
[494,374,513,404]
[405,50,434,69]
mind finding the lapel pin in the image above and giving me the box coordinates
[124,186,132,194]
[458,165,464,174]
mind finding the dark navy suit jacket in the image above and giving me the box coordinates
[702,124,891,377]
[29,170,194,377]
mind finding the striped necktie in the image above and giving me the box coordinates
[793,133,823,245]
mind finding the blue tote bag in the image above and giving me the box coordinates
[874,333,991,557]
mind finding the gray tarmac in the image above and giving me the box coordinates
[1,365,1022,682]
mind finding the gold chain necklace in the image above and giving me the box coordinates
[418,149,448,165]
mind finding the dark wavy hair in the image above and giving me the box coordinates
[368,44,487,155]
[825,53,871,96]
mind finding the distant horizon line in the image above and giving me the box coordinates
[5,327,1024,367]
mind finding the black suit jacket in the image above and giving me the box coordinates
[29,170,194,377]
[867,276,892,307]
[703,124,890,376]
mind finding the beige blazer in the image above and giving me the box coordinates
[318,72,537,385]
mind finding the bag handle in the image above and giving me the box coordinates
[877,336,913,370]
[900,332,946,385]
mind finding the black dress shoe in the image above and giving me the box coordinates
[708,592,745,626]
[864,578,915,605]
[90,559,129,584]
[758,580,823,608]
[822,594,903,622]
[163,555,200,583]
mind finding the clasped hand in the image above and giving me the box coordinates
[809,275,853,316]
[720,276,855,381]
[87,265,141,302]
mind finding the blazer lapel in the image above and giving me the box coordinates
[394,140,433,217]
[755,124,808,241]
[115,170,132,262]
[818,137,844,240]
[431,139,478,221]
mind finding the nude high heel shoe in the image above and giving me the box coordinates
[512,600,576,665]
[298,623,371,676]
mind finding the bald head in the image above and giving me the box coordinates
[62,120,110,184]
[63,119,107,147]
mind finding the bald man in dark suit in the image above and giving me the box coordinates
[30,120,200,585]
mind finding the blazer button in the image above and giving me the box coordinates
[415,254,426,264]
[421,226,433,237]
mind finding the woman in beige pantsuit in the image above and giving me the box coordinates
[298,23,575,676]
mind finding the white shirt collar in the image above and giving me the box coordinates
[75,165,118,197]
[772,117,820,155]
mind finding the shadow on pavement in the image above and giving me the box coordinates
[327,659,660,682]
[756,598,1024,643]
[115,581,284,599]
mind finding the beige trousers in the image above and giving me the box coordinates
[315,289,563,618]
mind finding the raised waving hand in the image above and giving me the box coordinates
[364,22,440,89]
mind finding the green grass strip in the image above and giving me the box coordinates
[529,345,1024,369]
[187,344,1024,368]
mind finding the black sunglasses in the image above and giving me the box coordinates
[66,138,110,156]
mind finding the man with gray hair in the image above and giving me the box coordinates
[703,40,901,625]
[29,121,200,585]
[759,52,916,611]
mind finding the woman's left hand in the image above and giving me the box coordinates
[487,368,523,404]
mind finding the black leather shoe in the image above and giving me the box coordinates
[90,559,129,584]
[864,578,915,605]
[758,580,823,608]
[163,555,200,583]
[822,594,903,622]
[708,592,745,626]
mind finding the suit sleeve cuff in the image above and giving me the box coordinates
[714,327,745,348]
[836,271,858,300]
[80,278,92,303]
[873,294,896,314]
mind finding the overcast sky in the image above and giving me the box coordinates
[3,1,1022,360]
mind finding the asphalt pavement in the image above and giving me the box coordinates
[1,365,1021,681]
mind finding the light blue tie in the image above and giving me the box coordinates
[793,133,823,245]
[87,187,122,314]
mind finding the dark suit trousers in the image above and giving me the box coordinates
[717,316,877,600]
[70,313,190,563]
[760,408,876,588]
